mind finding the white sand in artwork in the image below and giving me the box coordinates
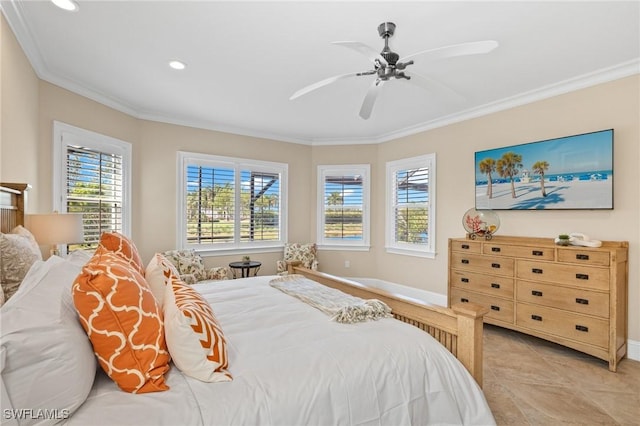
[476,179,612,210]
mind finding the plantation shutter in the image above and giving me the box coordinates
[65,145,124,248]
[240,171,280,242]
[186,165,235,244]
[179,152,288,251]
[392,167,429,245]
[323,174,363,241]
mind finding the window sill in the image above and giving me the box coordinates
[317,244,370,252]
[385,246,436,259]
[190,245,283,257]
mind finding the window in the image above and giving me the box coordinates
[53,121,132,250]
[178,152,287,254]
[317,164,370,250]
[386,154,436,258]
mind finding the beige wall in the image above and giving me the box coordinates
[2,16,639,342]
[314,76,639,342]
[136,120,311,273]
[1,14,39,211]
[310,144,379,277]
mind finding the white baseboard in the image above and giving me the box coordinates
[627,339,640,362]
[346,277,640,364]
[346,277,447,307]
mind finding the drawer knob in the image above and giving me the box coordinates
[461,244,470,249]
[576,254,590,260]
[491,263,501,269]
[461,259,469,264]
[490,305,500,311]
[576,273,589,280]
[575,325,589,332]
[531,315,543,321]
[491,247,501,252]
[532,250,543,256]
[531,290,543,297]
[532,268,543,274]
[461,278,469,283]
[460,298,469,303]
[491,283,500,289]
[575,298,589,305]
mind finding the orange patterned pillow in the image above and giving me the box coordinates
[164,276,232,383]
[98,231,145,276]
[72,249,171,393]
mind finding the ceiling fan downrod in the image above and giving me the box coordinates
[376,22,412,81]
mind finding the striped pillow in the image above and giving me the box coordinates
[72,249,171,393]
[163,276,232,383]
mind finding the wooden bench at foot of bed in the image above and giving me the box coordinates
[287,262,488,387]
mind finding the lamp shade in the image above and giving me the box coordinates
[26,213,84,245]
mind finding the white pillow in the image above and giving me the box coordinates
[145,252,181,306]
[0,256,97,425]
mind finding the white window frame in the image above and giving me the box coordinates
[385,154,436,258]
[177,151,288,256]
[316,164,370,251]
[52,121,132,240]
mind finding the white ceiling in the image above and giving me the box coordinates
[2,1,639,145]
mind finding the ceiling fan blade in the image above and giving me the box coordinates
[399,40,498,63]
[290,72,360,100]
[359,79,385,120]
[332,41,388,66]
[405,71,466,104]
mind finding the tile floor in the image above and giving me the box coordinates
[482,324,640,425]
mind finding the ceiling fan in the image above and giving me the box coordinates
[290,22,498,119]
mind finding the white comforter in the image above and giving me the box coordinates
[66,275,495,426]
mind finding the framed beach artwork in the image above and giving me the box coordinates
[475,129,613,210]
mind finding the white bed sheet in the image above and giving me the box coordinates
[66,275,495,426]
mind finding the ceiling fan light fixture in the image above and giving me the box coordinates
[51,0,79,12]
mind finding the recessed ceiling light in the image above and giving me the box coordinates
[169,60,186,70]
[51,0,79,12]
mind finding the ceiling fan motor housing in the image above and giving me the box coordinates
[377,22,396,38]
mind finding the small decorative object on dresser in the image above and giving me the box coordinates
[462,208,500,240]
[448,235,628,371]
[555,234,571,246]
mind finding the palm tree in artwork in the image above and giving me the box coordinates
[532,160,549,197]
[478,158,496,198]
[497,152,523,198]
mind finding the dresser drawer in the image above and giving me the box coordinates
[450,270,514,298]
[450,239,482,253]
[516,303,608,348]
[557,248,610,266]
[450,288,514,324]
[483,243,554,261]
[516,280,609,318]
[516,260,609,290]
[450,252,514,276]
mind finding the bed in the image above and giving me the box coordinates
[0,183,495,425]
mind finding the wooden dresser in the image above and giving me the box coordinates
[448,235,628,371]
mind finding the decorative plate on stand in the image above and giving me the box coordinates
[463,208,500,240]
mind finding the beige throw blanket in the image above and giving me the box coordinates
[269,274,392,323]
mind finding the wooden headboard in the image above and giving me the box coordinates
[0,183,30,233]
